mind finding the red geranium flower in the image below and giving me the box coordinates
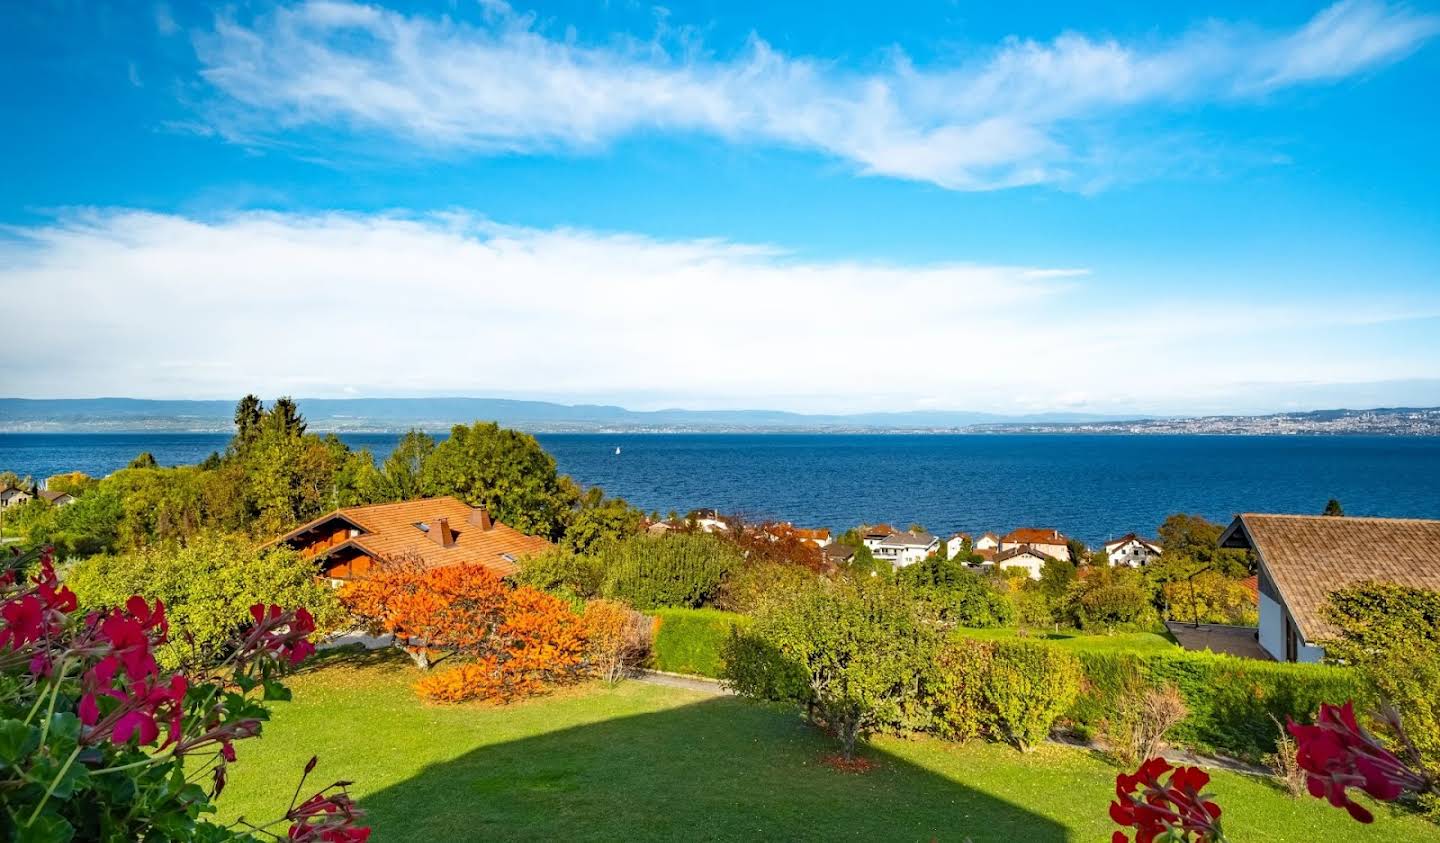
[1111,757,1225,843]
[1288,701,1432,823]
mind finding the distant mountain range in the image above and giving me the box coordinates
[0,397,1140,433]
[0,397,1437,435]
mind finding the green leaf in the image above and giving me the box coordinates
[47,712,81,744]
[0,718,41,765]
[261,681,292,702]
[15,812,75,843]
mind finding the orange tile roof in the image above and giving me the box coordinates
[1002,528,1068,545]
[274,496,551,578]
[1220,513,1440,642]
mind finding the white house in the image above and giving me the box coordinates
[687,509,731,533]
[1000,528,1071,562]
[945,532,972,559]
[0,488,33,509]
[1218,513,1440,663]
[1104,533,1163,567]
[861,524,898,552]
[873,530,940,568]
[974,532,1000,552]
[37,490,76,508]
[994,545,1057,580]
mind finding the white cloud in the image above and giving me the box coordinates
[1,209,1437,413]
[191,0,1438,190]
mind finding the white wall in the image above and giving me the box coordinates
[999,554,1044,580]
[1258,592,1285,660]
[1258,592,1327,663]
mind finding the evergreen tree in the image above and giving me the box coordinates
[1323,498,1345,517]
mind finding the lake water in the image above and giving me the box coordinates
[3,432,1439,545]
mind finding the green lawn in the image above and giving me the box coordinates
[216,650,1438,842]
[952,626,1179,654]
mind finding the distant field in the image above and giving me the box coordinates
[215,651,1438,842]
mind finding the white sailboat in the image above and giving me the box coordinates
[615,446,622,455]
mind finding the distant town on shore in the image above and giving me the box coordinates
[2,397,1440,436]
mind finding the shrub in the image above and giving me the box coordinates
[724,579,936,760]
[1162,571,1260,626]
[984,640,1082,751]
[1071,650,1368,760]
[720,626,812,705]
[65,531,343,668]
[929,638,993,742]
[343,559,589,701]
[413,586,588,703]
[716,560,817,613]
[898,561,1014,628]
[1104,685,1188,767]
[514,545,605,602]
[1263,714,1308,798]
[1062,566,1158,632]
[598,532,740,609]
[584,599,654,684]
[653,607,752,677]
[1324,582,1440,819]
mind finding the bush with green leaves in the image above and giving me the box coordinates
[1324,582,1440,818]
[596,532,740,610]
[1070,649,1368,760]
[1061,565,1159,632]
[928,638,993,742]
[896,558,1014,628]
[513,546,605,604]
[983,640,1083,751]
[652,608,752,677]
[723,578,936,760]
[65,531,344,669]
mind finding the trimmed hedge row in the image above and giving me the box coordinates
[651,608,752,677]
[1069,650,1370,760]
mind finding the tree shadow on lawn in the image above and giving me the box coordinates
[356,695,1067,842]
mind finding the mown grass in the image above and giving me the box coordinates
[214,650,1439,842]
[951,626,1179,654]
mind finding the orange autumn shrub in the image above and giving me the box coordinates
[343,556,590,703]
[583,599,654,684]
[414,587,588,703]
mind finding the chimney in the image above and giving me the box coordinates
[469,505,493,531]
[427,518,455,548]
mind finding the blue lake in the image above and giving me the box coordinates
[3,432,1438,545]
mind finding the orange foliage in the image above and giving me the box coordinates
[342,556,588,703]
[582,599,654,684]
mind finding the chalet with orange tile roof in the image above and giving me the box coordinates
[1220,513,1440,663]
[270,496,551,584]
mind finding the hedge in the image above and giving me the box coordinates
[1069,650,1370,761]
[651,608,752,677]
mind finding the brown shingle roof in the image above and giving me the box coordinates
[1219,513,1440,642]
[273,496,551,578]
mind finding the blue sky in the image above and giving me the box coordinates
[2,0,1439,414]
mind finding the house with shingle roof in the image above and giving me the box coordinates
[995,545,1059,580]
[1104,533,1162,567]
[0,487,33,509]
[269,496,551,585]
[873,529,939,568]
[1219,513,1440,663]
[37,489,76,507]
[945,532,972,559]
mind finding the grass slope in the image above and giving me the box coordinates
[952,626,1178,654]
[216,651,1438,842]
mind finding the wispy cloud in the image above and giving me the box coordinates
[191,0,1438,190]
[1,209,1436,412]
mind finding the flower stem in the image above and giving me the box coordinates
[25,745,81,827]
